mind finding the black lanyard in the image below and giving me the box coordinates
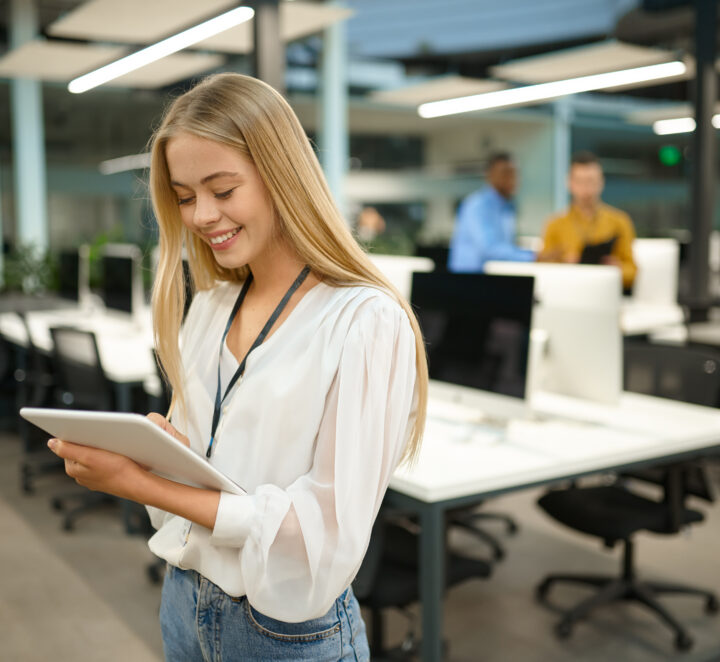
[206,265,311,458]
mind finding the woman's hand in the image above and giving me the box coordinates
[47,438,147,501]
[146,412,190,447]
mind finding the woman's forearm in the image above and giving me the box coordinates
[132,470,221,531]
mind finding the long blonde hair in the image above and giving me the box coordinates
[149,73,427,464]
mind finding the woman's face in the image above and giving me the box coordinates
[165,132,277,271]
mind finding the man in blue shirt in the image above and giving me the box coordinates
[448,152,536,272]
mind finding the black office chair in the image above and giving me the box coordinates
[535,342,720,651]
[624,342,720,408]
[48,326,118,530]
[14,312,64,494]
[446,507,517,561]
[353,506,492,659]
[536,466,717,651]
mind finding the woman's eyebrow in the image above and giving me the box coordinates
[170,171,239,188]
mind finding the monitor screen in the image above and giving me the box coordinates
[411,272,534,400]
[484,262,622,404]
[58,251,79,302]
[102,255,134,314]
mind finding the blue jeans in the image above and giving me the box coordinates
[159,565,370,662]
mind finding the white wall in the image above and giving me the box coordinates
[424,115,557,241]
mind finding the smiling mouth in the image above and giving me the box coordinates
[209,227,242,245]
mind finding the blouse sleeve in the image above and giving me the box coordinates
[209,294,418,621]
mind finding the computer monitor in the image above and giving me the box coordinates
[57,246,91,307]
[368,253,434,300]
[414,245,449,272]
[57,251,80,303]
[485,262,622,404]
[410,271,535,421]
[101,243,144,318]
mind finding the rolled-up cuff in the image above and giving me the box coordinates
[145,505,169,531]
[210,492,257,547]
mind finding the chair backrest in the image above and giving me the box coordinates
[49,326,114,410]
[624,343,720,408]
[623,342,718,506]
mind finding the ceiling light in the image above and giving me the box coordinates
[99,152,151,175]
[418,61,687,119]
[653,114,720,135]
[68,6,254,94]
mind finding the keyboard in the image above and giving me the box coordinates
[424,417,505,446]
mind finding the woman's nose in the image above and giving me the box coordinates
[193,194,221,228]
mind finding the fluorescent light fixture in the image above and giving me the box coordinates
[69,6,254,94]
[418,61,687,119]
[99,152,151,175]
[653,114,720,135]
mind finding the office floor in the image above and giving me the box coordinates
[1,430,719,662]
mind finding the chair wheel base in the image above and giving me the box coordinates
[554,620,573,639]
[536,580,550,602]
[675,632,693,651]
[706,596,719,614]
[147,564,163,584]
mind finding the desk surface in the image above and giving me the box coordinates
[0,306,155,384]
[391,390,720,503]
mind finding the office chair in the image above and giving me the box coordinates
[47,326,118,531]
[624,342,720,408]
[14,312,64,494]
[353,506,492,659]
[447,507,517,561]
[536,466,717,651]
[535,342,720,651]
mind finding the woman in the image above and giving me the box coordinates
[48,73,428,661]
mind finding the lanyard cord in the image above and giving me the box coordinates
[207,265,311,458]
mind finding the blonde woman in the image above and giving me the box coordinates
[48,73,427,661]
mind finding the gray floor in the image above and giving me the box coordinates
[1,430,719,662]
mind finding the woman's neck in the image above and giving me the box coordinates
[247,241,307,298]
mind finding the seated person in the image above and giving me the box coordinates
[448,152,535,272]
[542,151,637,290]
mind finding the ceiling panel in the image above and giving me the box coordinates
[46,0,351,52]
[107,52,225,88]
[47,0,237,43]
[0,40,127,81]
[490,41,680,83]
[198,2,353,53]
[370,76,507,106]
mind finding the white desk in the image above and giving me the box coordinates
[389,391,720,662]
[0,306,156,410]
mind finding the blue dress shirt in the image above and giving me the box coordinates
[447,186,535,273]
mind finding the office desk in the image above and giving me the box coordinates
[388,391,720,662]
[0,306,156,411]
[621,301,685,337]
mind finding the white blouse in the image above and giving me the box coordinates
[146,279,418,622]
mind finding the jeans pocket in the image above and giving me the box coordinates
[243,600,341,643]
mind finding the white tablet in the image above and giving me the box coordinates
[20,407,245,496]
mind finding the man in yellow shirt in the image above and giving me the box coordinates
[542,151,637,290]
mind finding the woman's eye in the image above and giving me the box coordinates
[215,187,236,200]
[177,196,194,206]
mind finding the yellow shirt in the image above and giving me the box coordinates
[542,203,637,288]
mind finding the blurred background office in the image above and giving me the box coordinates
[1,1,720,661]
